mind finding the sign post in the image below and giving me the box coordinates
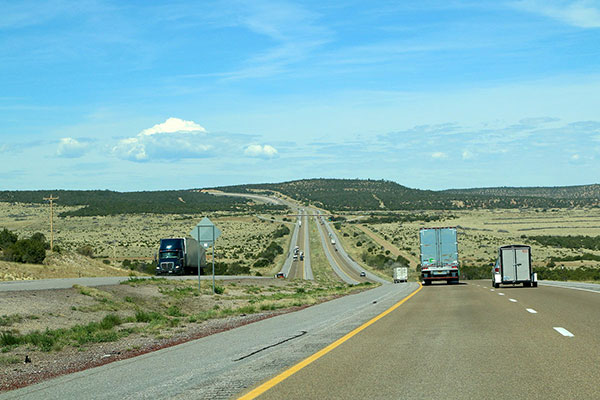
[190,217,221,294]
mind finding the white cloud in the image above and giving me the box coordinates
[244,144,278,158]
[140,117,206,136]
[513,0,600,28]
[571,154,580,160]
[431,151,447,159]
[462,150,474,160]
[113,117,211,162]
[56,137,88,158]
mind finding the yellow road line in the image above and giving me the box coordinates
[237,283,423,399]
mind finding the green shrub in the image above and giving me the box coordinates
[214,285,225,295]
[0,332,21,346]
[253,259,270,268]
[273,225,290,238]
[135,310,164,323]
[76,245,94,258]
[166,306,184,317]
[3,238,46,264]
[100,314,122,329]
[0,228,18,250]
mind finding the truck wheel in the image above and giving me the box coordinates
[493,283,500,289]
[533,282,538,288]
[424,280,431,286]
[524,282,531,287]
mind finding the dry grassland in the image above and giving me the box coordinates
[0,203,290,277]
[0,253,132,281]
[366,208,600,268]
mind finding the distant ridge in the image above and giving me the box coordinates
[213,179,600,211]
[443,184,600,199]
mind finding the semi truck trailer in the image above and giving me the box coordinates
[393,267,408,283]
[492,245,538,288]
[420,227,459,285]
[156,237,206,275]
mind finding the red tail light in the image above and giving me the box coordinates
[494,268,499,273]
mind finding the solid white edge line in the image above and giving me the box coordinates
[553,327,574,337]
[526,308,537,313]
[498,293,505,296]
[539,282,600,295]
[509,299,517,302]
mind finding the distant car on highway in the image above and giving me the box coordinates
[275,272,286,278]
[360,271,366,277]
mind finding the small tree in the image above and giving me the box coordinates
[76,245,94,258]
[0,228,18,250]
[4,239,46,264]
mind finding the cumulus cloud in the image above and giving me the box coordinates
[57,137,88,158]
[513,0,600,28]
[431,151,447,159]
[462,150,474,160]
[113,117,211,162]
[140,117,206,136]
[244,144,278,158]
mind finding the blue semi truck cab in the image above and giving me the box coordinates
[156,238,205,275]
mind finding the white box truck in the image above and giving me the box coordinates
[420,227,459,285]
[492,245,538,288]
[393,267,408,283]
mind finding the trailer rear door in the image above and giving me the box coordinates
[515,248,531,281]
[501,247,517,282]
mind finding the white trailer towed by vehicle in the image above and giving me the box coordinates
[492,245,538,288]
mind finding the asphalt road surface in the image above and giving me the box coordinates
[246,280,600,399]
[287,219,306,280]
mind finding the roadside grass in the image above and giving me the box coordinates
[1,278,375,353]
[0,355,20,366]
[0,314,127,352]
[0,314,24,327]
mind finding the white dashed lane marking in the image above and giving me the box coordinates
[526,308,537,314]
[554,327,574,337]
[498,293,505,296]
[509,299,517,302]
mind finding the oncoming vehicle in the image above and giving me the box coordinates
[275,272,286,279]
[360,271,366,277]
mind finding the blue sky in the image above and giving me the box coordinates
[1,0,600,191]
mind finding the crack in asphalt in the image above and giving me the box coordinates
[233,331,308,361]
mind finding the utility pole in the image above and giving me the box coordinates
[43,194,59,252]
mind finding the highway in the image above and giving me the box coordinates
[219,190,381,285]
[3,280,600,399]
[244,280,600,399]
[286,214,313,280]
[287,218,306,279]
